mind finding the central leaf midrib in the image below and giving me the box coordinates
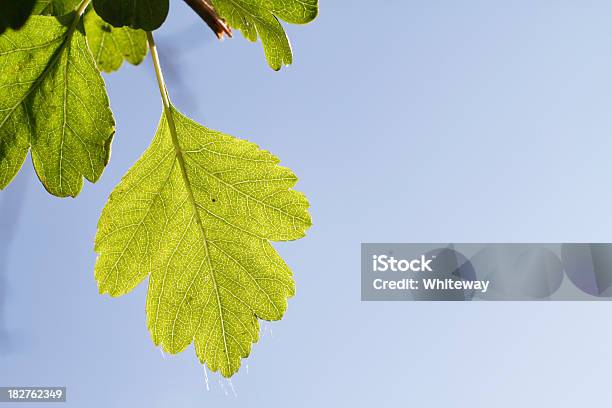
[163,107,233,372]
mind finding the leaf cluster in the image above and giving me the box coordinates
[0,0,316,378]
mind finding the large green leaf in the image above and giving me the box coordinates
[210,0,318,70]
[0,0,37,33]
[94,106,311,377]
[0,14,115,197]
[84,8,147,73]
[92,0,169,31]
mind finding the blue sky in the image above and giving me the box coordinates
[3,1,612,406]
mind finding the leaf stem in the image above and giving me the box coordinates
[146,32,171,110]
[75,0,91,17]
[65,0,91,35]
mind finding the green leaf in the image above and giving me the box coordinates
[34,0,80,16]
[210,0,318,70]
[33,3,148,73]
[0,0,37,33]
[0,14,115,197]
[84,8,147,73]
[94,106,311,377]
[92,0,169,31]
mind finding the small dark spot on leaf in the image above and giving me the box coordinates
[212,198,216,202]
[101,24,112,33]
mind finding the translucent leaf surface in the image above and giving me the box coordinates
[84,7,147,72]
[34,0,80,16]
[94,106,311,377]
[211,0,318,70]
[0,14,115,196]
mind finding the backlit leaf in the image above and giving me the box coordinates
[84,7,147,73]
[210,0,318,70]
[94,106,311,377]
[34,0,80,16]
[0,14,115,196]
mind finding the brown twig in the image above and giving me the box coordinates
[182,0,232,39]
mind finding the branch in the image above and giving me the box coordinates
[182,0,232,39]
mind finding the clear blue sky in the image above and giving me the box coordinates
[3,1,612,406]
